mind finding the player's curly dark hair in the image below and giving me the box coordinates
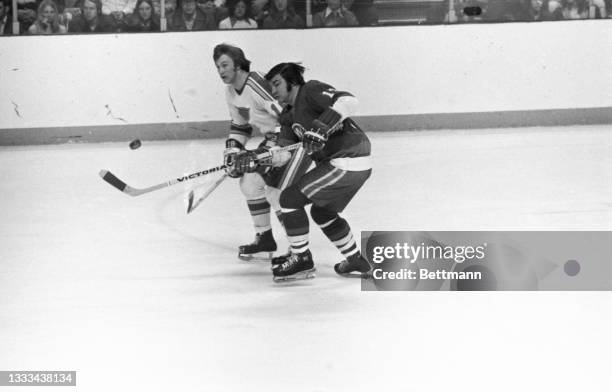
[265,62,305,86]
[213,44,251,72]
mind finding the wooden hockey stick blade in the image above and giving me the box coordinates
[99,164,227,197]
[99,169,168,196]
[99,169,127,192]
[187,173,228,214]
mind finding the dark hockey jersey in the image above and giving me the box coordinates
[279,80,371,170]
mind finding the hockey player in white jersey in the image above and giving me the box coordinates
[213,43,310,261]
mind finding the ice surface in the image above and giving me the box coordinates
[1,126,611,391]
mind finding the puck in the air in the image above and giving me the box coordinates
[129,139,142,150]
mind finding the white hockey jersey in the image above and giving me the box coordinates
[225,71,283,147]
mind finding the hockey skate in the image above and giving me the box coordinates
[270,247,291,270]
[334,253,372,278]
[272,249,316,282]
[238,229,277,262]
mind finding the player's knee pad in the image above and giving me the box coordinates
[310,205,338,225]
[265,186,281,212]
[239,172,266,200]
[280,186,310,210]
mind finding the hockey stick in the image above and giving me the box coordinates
[99,164,226,197]
[186,173,228,214]
[186,142,303,213]
[99,143,302,197]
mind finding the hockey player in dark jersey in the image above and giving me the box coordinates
[246,62,373,281]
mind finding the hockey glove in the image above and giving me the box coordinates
[303,108,343,154]
[234,150,260,174]
[303,126,328,154]
[223,139,245,178]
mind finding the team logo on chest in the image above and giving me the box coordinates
[292,123,306,140]
[237,107,250,121]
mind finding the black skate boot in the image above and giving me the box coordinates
[334,253,372,278]
[238,229,277,262]
[270,247,292,270]
[273,249,316,282]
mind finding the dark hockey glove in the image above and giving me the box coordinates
[223,139,245,178]
[303,108,343,154]
[234,150,260,175]
[233,145,278,175]
[303,126,328,154]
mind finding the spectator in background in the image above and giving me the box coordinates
[592,0,607,18]
[168,0,216,29]
[343,0,377,25]
[102,0,135,28]
[28,0,68,33]
[124,0,160,30]
[529,0,563,19]
[263,0,304,27]
[57,0,82,30]
[250,0,269,27]
[197,0,228,25]
[309,0,326,14]
[561,0,588,18]
[57,0,83,14]
[485,0,531,20]
[151,0,176,17]
[1,0,12,35]
[218,0,257,28]
[16,0,38,32]
[68,0,117,31]
[312,0,358,26]
[166,0,178,15]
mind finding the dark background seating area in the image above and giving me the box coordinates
[0,0,609,35]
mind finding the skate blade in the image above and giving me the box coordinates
[273,268,317,283]
[335,268,373,279]
[238,252,274,262]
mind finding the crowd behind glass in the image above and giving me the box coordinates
[0,0,609,35]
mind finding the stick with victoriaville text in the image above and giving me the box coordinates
[99,142,302,197]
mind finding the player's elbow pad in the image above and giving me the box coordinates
[331,96,359,120]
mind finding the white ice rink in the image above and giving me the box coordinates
[1,126,612,392]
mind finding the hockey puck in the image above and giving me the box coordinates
[129,139,142,150]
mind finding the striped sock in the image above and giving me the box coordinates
[318,216,359,259]
[281,208,309,253]
[247,197,271,233]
